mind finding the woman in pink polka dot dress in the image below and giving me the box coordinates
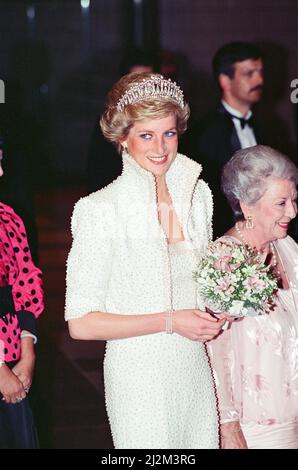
[0,150,44,448]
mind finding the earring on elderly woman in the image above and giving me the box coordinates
[245,215,254,229]
[235,221,281,278]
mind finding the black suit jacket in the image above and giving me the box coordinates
[192,104,267,238]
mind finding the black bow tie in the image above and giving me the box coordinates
[227,112,254,129]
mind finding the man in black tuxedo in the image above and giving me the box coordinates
[195,42,265,238]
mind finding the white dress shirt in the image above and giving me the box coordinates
[222,100,257,149]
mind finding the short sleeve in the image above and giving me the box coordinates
[65,197,113,321]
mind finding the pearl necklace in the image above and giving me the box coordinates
[235,222,280,274]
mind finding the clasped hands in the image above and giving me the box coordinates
[0,352,35,404]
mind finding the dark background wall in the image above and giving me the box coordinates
[0,0,297,185]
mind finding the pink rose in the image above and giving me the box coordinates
[244,277,266,290]
[214,278,234,293]
[213,255,232,272]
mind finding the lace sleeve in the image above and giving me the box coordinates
[207,326,240,423]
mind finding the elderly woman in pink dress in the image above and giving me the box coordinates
[208,145,298,449]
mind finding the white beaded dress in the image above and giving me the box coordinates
[65,152,219,449]
[104,240,219,449]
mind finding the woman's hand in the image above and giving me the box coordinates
[172,309,227,341]
[0,363,26,404]
[12,353,35,394]
[220,421,248,449]
[12,336,36,393]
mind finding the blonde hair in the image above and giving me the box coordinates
[100,72,190,153]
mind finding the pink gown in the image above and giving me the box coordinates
[208,235,298,449]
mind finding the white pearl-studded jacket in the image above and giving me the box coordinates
[65,152,213,320]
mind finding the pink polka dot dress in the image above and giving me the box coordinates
[0,203,44,363]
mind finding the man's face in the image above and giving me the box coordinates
[228,58,264,107]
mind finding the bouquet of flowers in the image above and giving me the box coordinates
[193,239,278,318]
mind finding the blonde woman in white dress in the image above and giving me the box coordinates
[65,72,226,449]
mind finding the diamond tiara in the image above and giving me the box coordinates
[116,75,185,112]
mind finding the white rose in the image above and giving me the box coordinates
[229,300,245,316]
